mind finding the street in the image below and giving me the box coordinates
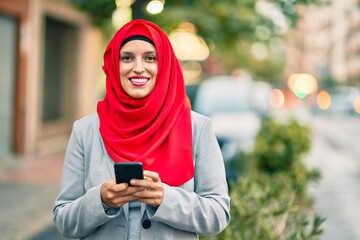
[306,114,360,240]
[28,225,68,240]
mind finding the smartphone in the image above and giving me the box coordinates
[114,162,143,185]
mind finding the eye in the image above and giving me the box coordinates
[145,55,157,62]
[120,54,134,62]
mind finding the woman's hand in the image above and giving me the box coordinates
[130,170,164,207]
[100,178,144,208]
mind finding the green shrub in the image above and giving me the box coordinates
[214,173,324,240]
[201,118,324,240]
[253,118,311,173]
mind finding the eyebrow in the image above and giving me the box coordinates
[120,51,157,55]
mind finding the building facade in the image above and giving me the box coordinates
[284,0,360,87]
[0,0,103,161]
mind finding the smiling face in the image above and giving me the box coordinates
[119,40,158,99]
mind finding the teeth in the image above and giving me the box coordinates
[131,78,148,83]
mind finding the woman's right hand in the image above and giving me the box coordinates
[100,178,145,208]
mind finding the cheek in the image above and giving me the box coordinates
[152,66,158,79]
[119,65,131,82]
[119,63,127,74]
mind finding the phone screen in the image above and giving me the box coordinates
[114,162,143,185]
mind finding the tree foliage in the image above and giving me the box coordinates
[71,0,116,26]
[70,0,329,82]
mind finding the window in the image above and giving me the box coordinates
[40,16,79,138]
[0,14,17,158]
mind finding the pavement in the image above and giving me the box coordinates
[0,152,68,240]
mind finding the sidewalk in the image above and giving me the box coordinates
[0,153,65,240]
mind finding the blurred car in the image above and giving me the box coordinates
[188,75,272,181]
[312,86,360,116]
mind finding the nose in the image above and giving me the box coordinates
[133,59,144,73]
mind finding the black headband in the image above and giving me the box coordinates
[121,35,155,48]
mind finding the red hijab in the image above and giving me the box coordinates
[97,19,194,186]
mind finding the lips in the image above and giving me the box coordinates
[129,77,149,86]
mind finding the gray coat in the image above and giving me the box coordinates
[53,111,230,239]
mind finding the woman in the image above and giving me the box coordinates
[53,19,230,240]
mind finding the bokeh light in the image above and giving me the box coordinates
[288,73,318,99]
[181,61,203,84]
[112,7,132,29]
[251,42,269,60]
[115,0,134,8]
[270,89,285,108]
[169,22,210,61]
[146,0,164,14]
[354,95,360,114]
[316,89,331,110]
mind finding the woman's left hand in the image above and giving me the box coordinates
[130,170,164,207]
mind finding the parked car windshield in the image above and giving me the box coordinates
[193,76,253,116]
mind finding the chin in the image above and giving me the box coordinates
[129,92,150,99]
